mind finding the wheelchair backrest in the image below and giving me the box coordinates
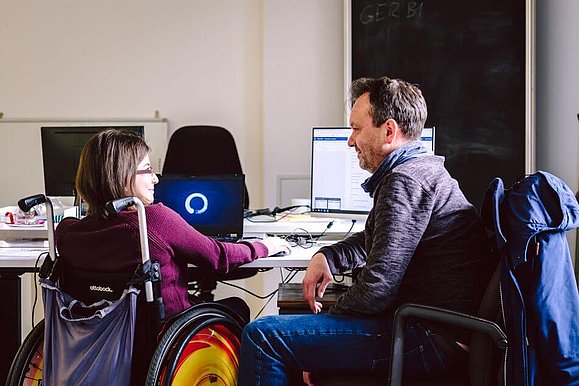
[59,262,135,304]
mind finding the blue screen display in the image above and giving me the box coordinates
[154,175,244,238]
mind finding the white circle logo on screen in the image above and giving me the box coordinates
[185,193,208,215]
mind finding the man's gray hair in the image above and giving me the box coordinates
[350,76,428,140]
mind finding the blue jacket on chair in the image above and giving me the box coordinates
[487,171,579,386]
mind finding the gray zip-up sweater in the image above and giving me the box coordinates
[320,155,494,328]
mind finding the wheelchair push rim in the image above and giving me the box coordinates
[6,320,44,386]
[162,322,240,385]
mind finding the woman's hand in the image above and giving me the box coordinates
[260,236,291,257]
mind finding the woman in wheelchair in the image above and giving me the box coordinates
[8,129,289,386]
[58,128,288,320]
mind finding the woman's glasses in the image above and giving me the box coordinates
[136,166,155,175]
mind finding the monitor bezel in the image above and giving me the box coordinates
[309,126,436,219]
[309,127,371,218]
[40,126,144,197]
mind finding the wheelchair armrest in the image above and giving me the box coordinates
[388,303,507,386]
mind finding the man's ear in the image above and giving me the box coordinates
[383,118,399,144]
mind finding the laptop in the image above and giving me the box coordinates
[154,174,245,241]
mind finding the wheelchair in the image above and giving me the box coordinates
[6,195,247,386]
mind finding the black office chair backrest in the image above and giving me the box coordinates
[163,125,250,208]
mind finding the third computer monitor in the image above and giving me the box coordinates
[310,126,435,218]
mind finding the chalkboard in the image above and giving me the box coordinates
[350,0,528,209]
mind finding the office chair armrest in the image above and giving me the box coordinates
[388,303,507,386]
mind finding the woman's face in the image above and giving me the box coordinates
[132,155,159,205]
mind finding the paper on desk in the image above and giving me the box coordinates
[0,239,48,248]
[279,214,334,222]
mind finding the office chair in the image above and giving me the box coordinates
[316,264,506,386]
[162,125,250,209]
[318,171,579,386]
[163,125,257,301]
[387,171,579,386]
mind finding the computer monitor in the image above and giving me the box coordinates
[154,174,245,241]
[41,126,144,197]
[310,127,435,218]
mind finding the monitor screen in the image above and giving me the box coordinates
[154,174,245,240]
[310,127,435,217]
[41,126,144,197]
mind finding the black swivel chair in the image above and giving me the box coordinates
[163,125,257,301]
[162,125,250,209]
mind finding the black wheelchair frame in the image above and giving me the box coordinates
[6,195,247,386]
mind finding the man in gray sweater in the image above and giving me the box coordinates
[238,76,495,385]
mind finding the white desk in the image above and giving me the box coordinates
[0,242,48,381]
[0,223,48,241]
[244,214,364,239]
[0,215,359,269]
[0,214,362,250]
[240,241,334,268]
[0,245,48,269]
[0,242,328,270]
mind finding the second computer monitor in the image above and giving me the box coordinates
[41,126,144,197]
[310,127,435,218]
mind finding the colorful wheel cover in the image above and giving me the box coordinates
[170,324,241,386]
[22,341,43,385]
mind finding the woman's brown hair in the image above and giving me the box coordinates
[76,129,150,219]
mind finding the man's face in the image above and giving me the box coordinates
[347,93,386,173]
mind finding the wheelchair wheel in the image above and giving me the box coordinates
[6,320,44,386]
[146,304,245,386]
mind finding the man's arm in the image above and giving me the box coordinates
[301,231,367,313]
[330,173,434,315]
[317,231,367,273]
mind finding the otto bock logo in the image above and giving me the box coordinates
[185,192,208,215]
[89,285,113,293]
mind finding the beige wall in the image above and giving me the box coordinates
[535,0,579,261]
[262,1,345,207]
[0,0,345,322]
[0,0,266,205]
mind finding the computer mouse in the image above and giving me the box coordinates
[272,249,290,257]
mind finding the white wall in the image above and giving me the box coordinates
[535,0,579,261]
[536,0,579,187]
[229,1,346,317]
[262,1,346,208]
[0,0,264,205]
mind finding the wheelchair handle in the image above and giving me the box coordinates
[105,197,137,214]
[17,194,57,262]
[106,197,154,302]
[18,194,46,212]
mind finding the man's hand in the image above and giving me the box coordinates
[302,253,333,313]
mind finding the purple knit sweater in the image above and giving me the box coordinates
[55,203,268,318]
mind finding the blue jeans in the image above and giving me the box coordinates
[238,313,465,386]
